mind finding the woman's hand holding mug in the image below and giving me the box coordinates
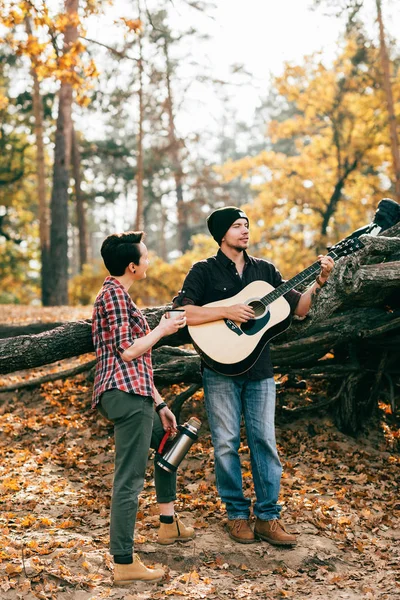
[158,309,186,336]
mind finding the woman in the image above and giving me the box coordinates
[92,231,194,585]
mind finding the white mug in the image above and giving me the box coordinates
[164,309,185,319]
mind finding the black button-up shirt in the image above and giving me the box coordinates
[173,249,301,379]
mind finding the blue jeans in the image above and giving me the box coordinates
[203,367,282,521]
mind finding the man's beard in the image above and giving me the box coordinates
[226,239,248,252]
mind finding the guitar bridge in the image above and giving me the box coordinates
[224,319,243,336]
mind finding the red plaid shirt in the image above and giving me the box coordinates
[91,277,155,408]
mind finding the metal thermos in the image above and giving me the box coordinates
[156,417,201,473]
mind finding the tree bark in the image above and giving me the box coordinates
[295,226,400,333]
[376,0,400,202]
[71,126,88,270]
[48,0,79,306]
[25,16,51,306]
[164,37,187,253]
[320,157,358,240]
[135,0,144,231]
[0,322,66,339]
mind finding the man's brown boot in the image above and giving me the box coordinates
[114,555,165,585]
[158,516,195,545]
[254,518,297,546]
[225,519,256,544]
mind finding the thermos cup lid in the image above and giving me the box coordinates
[187,417,201,429]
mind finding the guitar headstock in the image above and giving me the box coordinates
[329,237,365,259]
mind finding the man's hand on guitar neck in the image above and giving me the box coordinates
[317,254,335,286]
[295,254,335,317]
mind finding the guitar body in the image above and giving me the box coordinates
[188,280,292,376]
[187,237,364,376]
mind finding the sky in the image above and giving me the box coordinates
[82,0,400,232]
[85,0,400,130]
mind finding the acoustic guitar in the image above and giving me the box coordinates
[188,237,364,376]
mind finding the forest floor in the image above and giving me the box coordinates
[0,306,399,600]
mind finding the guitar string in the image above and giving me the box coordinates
[258,249,338,306]
[258,237,363,306]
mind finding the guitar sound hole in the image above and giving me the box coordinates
[248,300,266,317]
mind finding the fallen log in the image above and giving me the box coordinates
[0,359,97,393]
[0,322,66,339]
[0,228,399,434]
[1,304,398,379]
[0,309,190,376]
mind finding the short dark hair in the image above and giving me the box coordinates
[101,231,144,276]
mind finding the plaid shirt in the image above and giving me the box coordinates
[91,277,154,408]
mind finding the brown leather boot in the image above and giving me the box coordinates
[157,516,195,545]
[225,519,256,544]
[114,555,165,585]
[254,518,297,546]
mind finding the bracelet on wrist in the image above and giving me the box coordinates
[316,275,326,288]
[155,401,167,413]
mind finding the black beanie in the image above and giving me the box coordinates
[207,206,249,245]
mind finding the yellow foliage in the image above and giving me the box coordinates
[5,563,22,575]
[1,8,25,27]
[69,235,219,307]
[75,93,92,107]
[69,262,106,306]
[54,12,81,33]
[0,2,98,96]
[218,37,397,274]
[1,478,20,491]
[119,17,143,33]
[0,92,9,110]
[21,514,36,527]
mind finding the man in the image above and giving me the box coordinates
[173,207,334,546]
[92,231,194,585]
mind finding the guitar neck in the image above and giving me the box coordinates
[261,249,338,305]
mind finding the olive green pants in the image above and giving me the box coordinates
[99,389,176,557]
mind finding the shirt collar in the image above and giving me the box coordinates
[216,248,251,268]
[103,276,127,292]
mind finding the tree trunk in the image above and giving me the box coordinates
[318,158,359,251]
[160,203,167,260]
[25,16,51,306]
[164,37,187,253]
[135,0,144,231]
[376,0,400,202]
[0,323,66,339]
[48,0,79,306]
[71,126,88,270]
